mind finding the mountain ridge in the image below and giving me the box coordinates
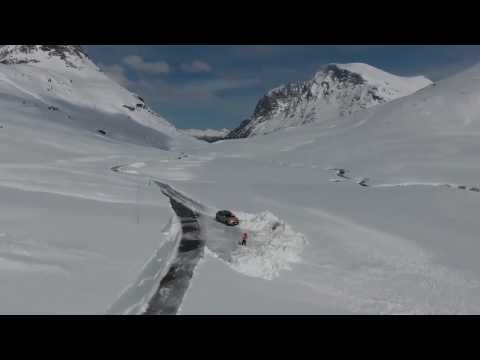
[227,63,432,139]
[0,44,200,150]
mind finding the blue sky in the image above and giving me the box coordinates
[84,45,480,130]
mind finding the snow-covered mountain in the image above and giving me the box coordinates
[156,62,480,314]
[227,63,432,138]
[181,128,230,142]
[0,45,198,150]
[3,46,480,315]
[0,45,87,67]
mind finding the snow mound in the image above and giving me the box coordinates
[210,211,307,280]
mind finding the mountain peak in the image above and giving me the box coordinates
[0,45,91,69]
[228,63,432,139]
[315,63,366,85]
[0,44,193,150]
[318,62,431,92]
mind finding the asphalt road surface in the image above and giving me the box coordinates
[143,197,205,315]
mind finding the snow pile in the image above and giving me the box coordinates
[214,211,307,280]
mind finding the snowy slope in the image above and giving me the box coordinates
[0,46,204,314]
[2,46,480,314]
[125,62,480,314]
[0,94,175,313]
[0,45,200,150]
[228,63,432,138]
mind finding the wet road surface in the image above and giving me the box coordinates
[143,197,205,315]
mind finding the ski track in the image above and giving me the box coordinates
[0,72,48,105]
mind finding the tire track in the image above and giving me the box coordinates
[328,168,480,192]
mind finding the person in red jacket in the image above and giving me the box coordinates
[240,232,248,246]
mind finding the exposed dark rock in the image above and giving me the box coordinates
[323,64,365,85]
[195,136,226,143]
[226,63,418,139]
[336,169,348,178]
[0,45,88,68]
[226,119,253,139]
[227,64,371,139]
[123,105,135,111]
[358,178,369,187]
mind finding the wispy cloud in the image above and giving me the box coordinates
[180,60,212,73]
[185,77,260,94]
[99,63,130,87]
[229,45,293,58]
[98,56,261,107]
[126,76,261,108]
[123,55,171,75]
[333,45,385,54]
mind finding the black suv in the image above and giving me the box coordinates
[215,210,240,226]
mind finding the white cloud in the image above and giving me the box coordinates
[180,60,212,73]
[185,77,259,94]
[99,63,130,87]
[229,45,296,58]
[132,76,261,105]
[123,55,171,75]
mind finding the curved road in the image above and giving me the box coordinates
[111,165,241,315]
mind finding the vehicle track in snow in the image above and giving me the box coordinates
[110,163,306,312]
[143,196,205,315]
[328,168,480,193]
[111,164,208,315]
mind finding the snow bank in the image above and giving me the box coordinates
[208,211,307,280]
[105,214,182,315]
